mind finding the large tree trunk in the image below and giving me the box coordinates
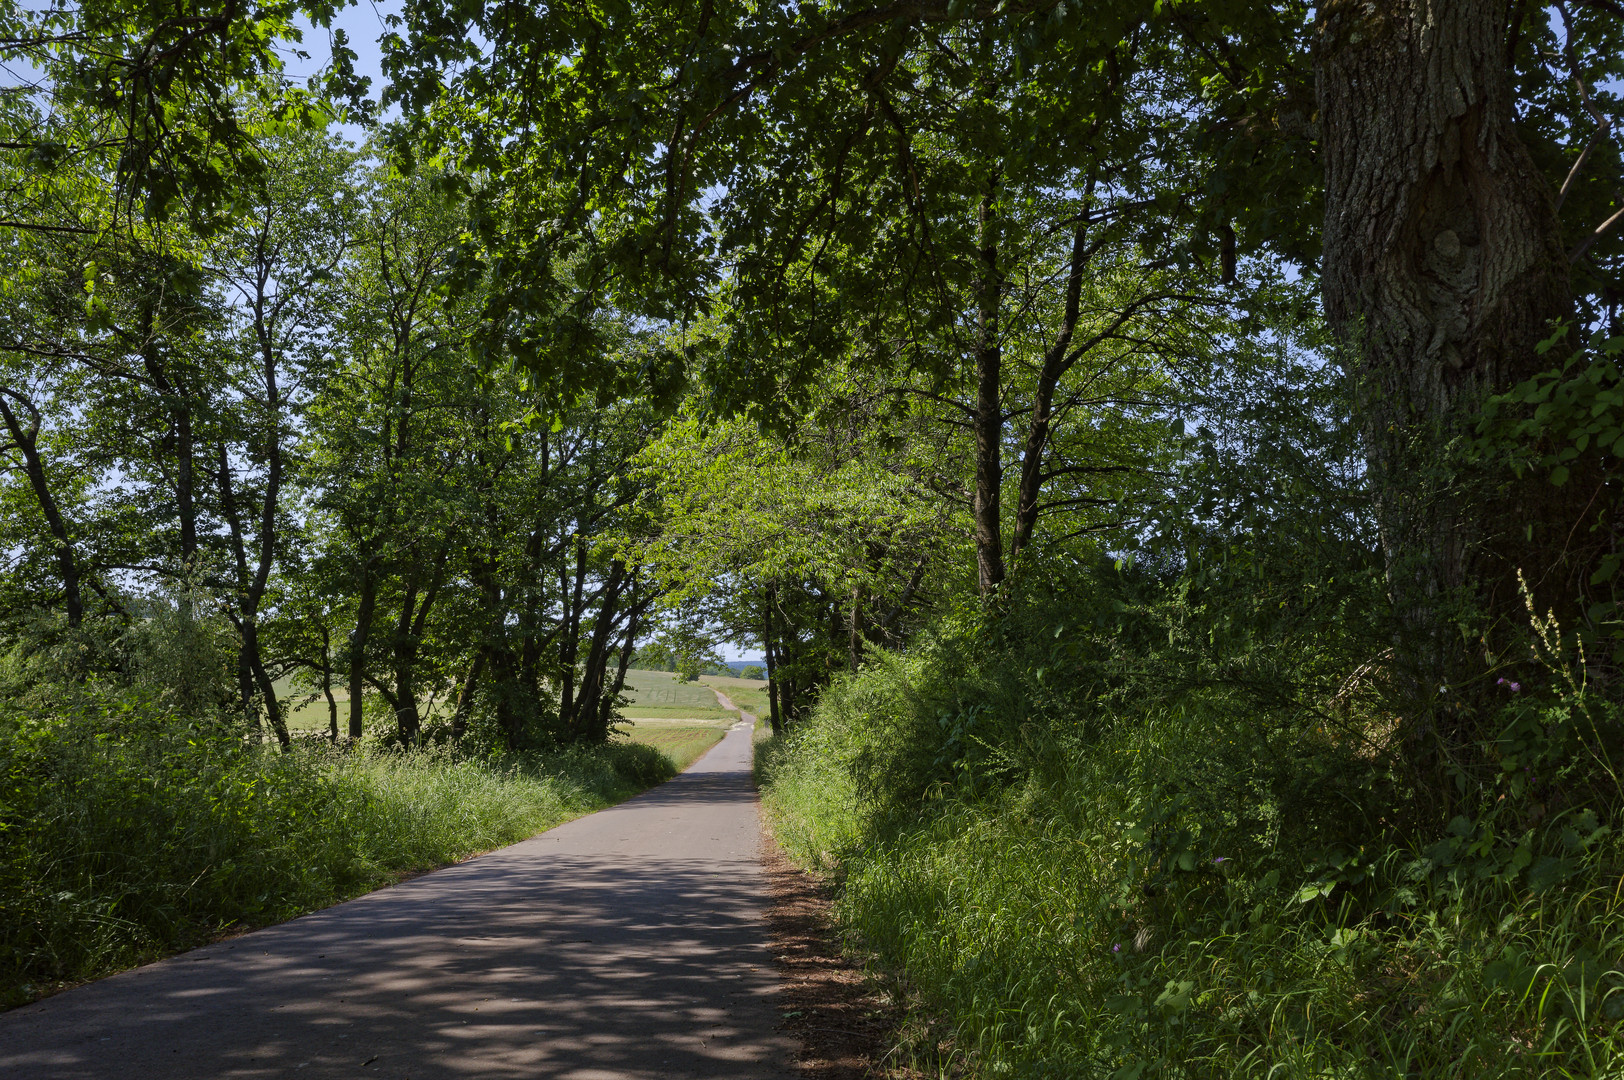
[571,560,628,741]
[1317,0,1582,685]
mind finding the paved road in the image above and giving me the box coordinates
[0,723,792,1080]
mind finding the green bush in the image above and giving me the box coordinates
[759,565,1624,1078]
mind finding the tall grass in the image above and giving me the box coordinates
[759,614,1624,1078]
[0,690,675,1007]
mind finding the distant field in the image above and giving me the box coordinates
[270,668,748,732]
[620,669,737,719]
[270,674,349,731]
[698,674,770,716]
[270,675,455,732]
[617,725,725,771]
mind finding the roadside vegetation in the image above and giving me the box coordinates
[0,650,680,1008]
[759,578,1624,1076]
[6,2,1624,1073]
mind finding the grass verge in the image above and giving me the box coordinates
[0,698,680,1009]
[757,651,1624,1079]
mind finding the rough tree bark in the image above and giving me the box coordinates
[1316,0,1586,684]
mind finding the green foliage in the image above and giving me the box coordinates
[761,589,1624,1077]
[1476,326,1624,658]
[756,334,1624,1074]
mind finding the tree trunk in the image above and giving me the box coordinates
[608,576,646,707]
[557,534,588,733]
[321,624,339,743]
[972,179,1007,596]
[763,585,783,736]
[1317,0,1581,684]
[0,388,84,627]
[137,307,197,564]
[572,560,628,741]
[392,540,452,746]
[245,626,290,748]
[216,443,287,746]
[1011,218,1090,564]
[451,650,485,739]
[348,567,378,740]
[848,583,864,671]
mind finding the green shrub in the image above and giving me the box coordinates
[759,569,1624,1078]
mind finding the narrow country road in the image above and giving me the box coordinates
[0,722,792,1080]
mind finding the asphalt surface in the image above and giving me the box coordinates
[0,721,792,1080]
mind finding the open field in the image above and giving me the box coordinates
[616,724,726,771]
[620,668,737,719]
[698,674,770,715]
[269,669,755,732]
[270,674,350,731]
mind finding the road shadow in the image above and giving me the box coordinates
[0,727,791,1080]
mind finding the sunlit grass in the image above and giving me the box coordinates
[619,724,726,772]
[0,710,680,1008]
[758,667,1624,1079]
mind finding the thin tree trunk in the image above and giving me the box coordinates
[348,567,378,740]
[848,582,864,672]
[608,576,647,707]
[0,387,84,627]
[1317,0,1582,686]
[763,585,783,736]
[972,178,1007,596]
[1011,216,1090,563]
[137,306,197,563]
[451,651,485,739]
[392,539,452,746]
[245,627,289,747]
[216,443,288,747]
[572,560,628,741]
[321,625,338,743]
[557,534,588,733]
